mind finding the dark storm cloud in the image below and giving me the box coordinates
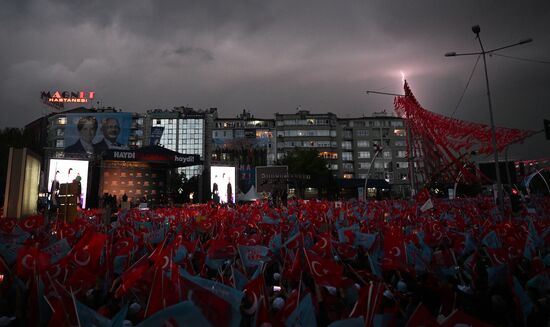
[1,0,549,159]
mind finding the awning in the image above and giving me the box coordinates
[102,145,202,167]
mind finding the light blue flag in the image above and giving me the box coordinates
[76,301,112,327]
[337,224,359,243]
[527,273,550,292]
[268,233,282,253]
[285,293,317,327]
[179,269,243,327]
[238,245,269,268]
[136,301,212,327]
[355,232,376,250]
[145,227,165,244]
[486,264,509,288]
[368,253,382,278]
[513,276,534,324]
[373,313,394,327]
[527,220,542,248]
[43,238,71,264]
[113,255,128,275]
[482,230,501,249]
[262,215,280,224]
[328,317,364,327]
[231,266,248,291]
[111,304,128,327]
[0,243,19,265]
[174,244,188,263]
[462,232,476,255]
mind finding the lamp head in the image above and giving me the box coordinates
[471,25,481,35]
[518,38,533,45]
[445,52,457,57]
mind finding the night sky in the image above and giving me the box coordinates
[1,1,549,159]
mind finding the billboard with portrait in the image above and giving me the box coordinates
[48,159,89,208]
[63,113,132,154]
[210,166,236,204]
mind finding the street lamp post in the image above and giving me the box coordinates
[445,25,532,212]
[364,144,383,202]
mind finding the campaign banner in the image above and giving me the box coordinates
[149,126,165,146]
[63,113,132,154]
[103,149,201,166]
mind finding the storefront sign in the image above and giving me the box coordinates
[41,91,95,104]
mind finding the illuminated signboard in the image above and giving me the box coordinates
[41,91,95,104]
[48,159,89,208]
[211,166,236,204]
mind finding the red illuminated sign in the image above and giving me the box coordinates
[41,91,95,104]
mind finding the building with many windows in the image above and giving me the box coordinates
[275,110,339,170]
[37,104,416,204]
[211,110,275,193]
[144,107,216,179]
[337,111,411,197]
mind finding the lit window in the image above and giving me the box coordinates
[357,140,370,148]
[57,117,67,125]
[358,151,371,159]
[56,139,64,148]
[357,130,369,137]
[343,174,354,179]
[342,152,353,161]
[394,129,406,137]
[395,140,406,147]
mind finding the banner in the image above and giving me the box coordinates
[149,126,165,146]
[63,113,132,154]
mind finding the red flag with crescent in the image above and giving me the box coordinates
[16,246,50,279]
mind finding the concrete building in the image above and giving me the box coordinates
[144,107,216,179]
[211,110,275,193]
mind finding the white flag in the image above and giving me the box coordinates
[420,198,434,212]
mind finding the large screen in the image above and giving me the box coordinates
[63,113,132,154]
[48,159,89,208]
[211,166,236,204]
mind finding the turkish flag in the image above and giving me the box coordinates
[67,267,97,297]
[0,217,16,234]
[16,246,50,279]
[349,281,385,326]
[68,231,108,273]
[19,215,45,232]
[305,250,345,287]
[275,289,301,324]
[382,230,406,270]
[207,238,237,260]
[113,237,135,256]
[45,279,79,327]
[283,249,303,281]
[115,254,151,298]
[311,232,333,258]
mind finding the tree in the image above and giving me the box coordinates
[168,171,199,204]
[276,148,337,199]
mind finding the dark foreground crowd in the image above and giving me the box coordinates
[1,195,550,327]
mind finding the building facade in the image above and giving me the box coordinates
[144,107,216,179]
[211,110,275,193]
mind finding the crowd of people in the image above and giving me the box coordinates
[0,195,549,326]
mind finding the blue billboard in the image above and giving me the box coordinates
[63,113,132,154]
